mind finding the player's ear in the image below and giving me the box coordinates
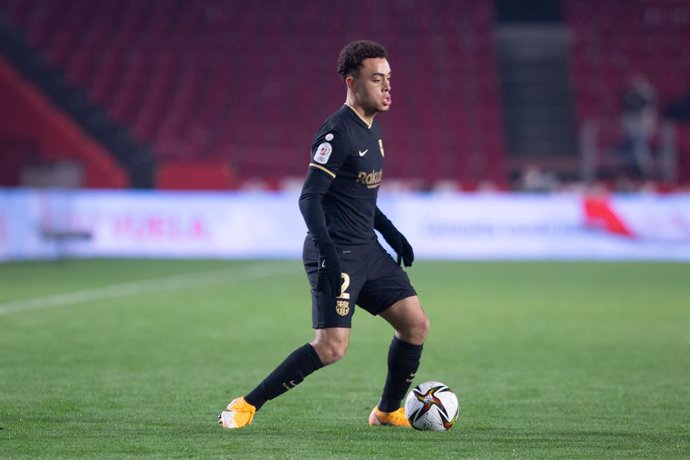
[345,75,357,90]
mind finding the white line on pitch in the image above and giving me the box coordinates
[0,262,295,316]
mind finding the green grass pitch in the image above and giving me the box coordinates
[1,259,688,458]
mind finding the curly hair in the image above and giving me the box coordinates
[337,40,388,80]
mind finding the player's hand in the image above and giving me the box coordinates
[316,242,342,298]
[380,227,414,267]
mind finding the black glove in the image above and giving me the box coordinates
[375,211,414,267]
[316,241,341,298]
[380,226,414,267]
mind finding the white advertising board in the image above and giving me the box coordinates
[0,189,688,261]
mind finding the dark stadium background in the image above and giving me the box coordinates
[1,0,689,193]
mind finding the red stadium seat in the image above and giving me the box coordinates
[565,0,690,182]
[2,0,507,187]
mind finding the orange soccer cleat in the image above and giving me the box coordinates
[368,406,411,427]
[218,397,256,429]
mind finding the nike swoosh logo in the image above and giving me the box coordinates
[358,149,368,156]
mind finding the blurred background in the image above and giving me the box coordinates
[1,0,689,261]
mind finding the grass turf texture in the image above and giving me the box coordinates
[0,259,688,458]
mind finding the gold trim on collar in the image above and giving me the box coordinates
[345,104,373,129]
[309,163,336,178]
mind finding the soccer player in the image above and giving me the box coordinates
[219,40,429,429]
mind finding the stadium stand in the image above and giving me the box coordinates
[0,7,154,188]
[0,0,506,189]
[0,53,127,188]
[564,0,690,184]
[566,0,690,119]
[1,0,688,189]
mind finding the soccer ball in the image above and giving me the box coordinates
[404,381,459,431]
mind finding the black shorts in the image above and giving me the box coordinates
[303,236,417,329]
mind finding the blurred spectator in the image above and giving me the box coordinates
[619,74,658,178]
[518,164,559,192]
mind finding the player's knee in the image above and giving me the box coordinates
[311,337,348,365]
[317,342,347,365]
[416,313,430,342]
[399,312,430,345]
[325,344,347,364]
[409,313,430,344]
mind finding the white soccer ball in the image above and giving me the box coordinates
[404,381,459,431]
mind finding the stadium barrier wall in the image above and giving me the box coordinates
[0,188,689,261]
[0,57,127,188]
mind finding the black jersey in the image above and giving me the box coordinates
[306,105,385,246]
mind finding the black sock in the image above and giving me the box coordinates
[244,343,323,410]
[378,336,423,412]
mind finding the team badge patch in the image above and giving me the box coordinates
[314,142,333,164]
[336,300,350,316]
[378,139,385,157]
[325,133,334,141]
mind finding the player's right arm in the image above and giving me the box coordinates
[298,129,350,298]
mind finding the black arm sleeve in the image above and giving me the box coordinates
[298,168,334,249]
[374,206,395,233]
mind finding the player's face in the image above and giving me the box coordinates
[350,58,392,116]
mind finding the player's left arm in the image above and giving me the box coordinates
[374,206,414,267]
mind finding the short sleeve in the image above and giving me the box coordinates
[309,128,350,178]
